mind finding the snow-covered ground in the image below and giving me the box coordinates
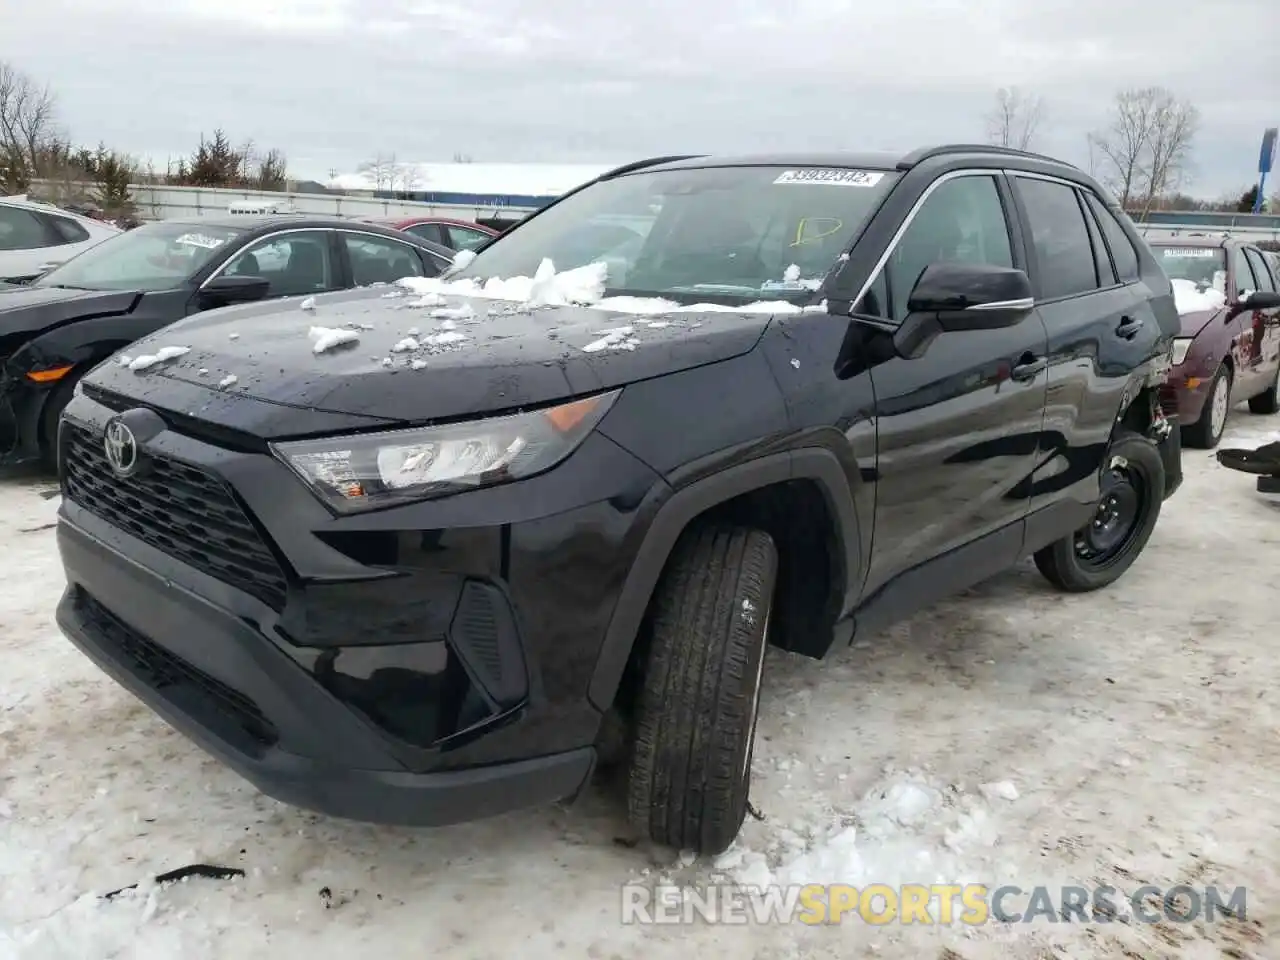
[3,413,1279,959]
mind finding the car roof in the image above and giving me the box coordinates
[1,195,121,228]
[1146,235,1231,249]
[617,144,1084,179]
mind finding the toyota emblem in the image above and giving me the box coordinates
[103,419,139,477]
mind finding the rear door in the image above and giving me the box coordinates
[1010,175,1161,527]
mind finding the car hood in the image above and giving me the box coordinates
[0,285,141,348]
[86,285,785,424]
[1177,307,1222,338]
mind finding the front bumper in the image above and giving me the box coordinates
[54,388,663,825]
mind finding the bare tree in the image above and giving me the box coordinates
[984,87,1044,151]
[0,61,58,192]
[1090,86,1198,213]
[356,152,396,190]
[452,151,475,163]
[390,159,420,192]
[1137,95,1199,218]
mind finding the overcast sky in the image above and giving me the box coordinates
[6,0,1277,197]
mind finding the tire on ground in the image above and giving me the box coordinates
[1182,362,1230,449]
[628,525,777,854]
[1034,427,1165,593]
[39,368,82,471]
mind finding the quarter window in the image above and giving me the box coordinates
[1015,177,1101,300]
[881,175,1014,323]
[48,215,91,244]
[445,225,492,251]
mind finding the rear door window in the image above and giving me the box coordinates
[1013,177,1100,300]
[1082,194,1140,282]
[341,232,428,286]
[1244,248,1276,293]
[223,230,338,298]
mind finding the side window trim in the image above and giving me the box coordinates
[1244,248,1276,293]
[1233,247,1258,297]
[849,169,1020,324]
[1076,187,1117,289]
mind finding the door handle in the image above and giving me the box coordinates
[1115,316,1144,339]
[1010,355,1047,382]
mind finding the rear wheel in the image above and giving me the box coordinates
[1034,428,1164,592]
[38,368,82,472]
[627,526,777,855]
[1182,362,1230,449]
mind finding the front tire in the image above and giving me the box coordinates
[1248,362,1280,415]
[1034,428,1165,592]
[38,369,82,472]
[628,526,777,855]
[1182,362,1230,449]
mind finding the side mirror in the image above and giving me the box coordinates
[906,262,1035,331]
[198,274,270,308]
[1237,290,1280,311]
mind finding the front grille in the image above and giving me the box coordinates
[77,589,278,752]
[62,422,289,610]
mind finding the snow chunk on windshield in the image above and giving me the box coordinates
[128,346,190,372]
[397,259,818,316]
[1171,278,1227,316]
[309,326,360,354]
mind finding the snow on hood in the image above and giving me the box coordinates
[1170,278,1226,317]
[399,257,824,317]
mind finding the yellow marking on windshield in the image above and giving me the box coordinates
[792,217,843,246]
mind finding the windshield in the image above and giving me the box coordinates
[449,165,900,303]
[1155,246,1227,294]
[36,222,244,291]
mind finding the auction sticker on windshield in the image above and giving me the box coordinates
[774,169,884,187]
[175,233,231,250]
[1162,248,1218,258]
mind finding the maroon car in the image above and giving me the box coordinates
[360,216,498,253]
[1152,236,1280,448]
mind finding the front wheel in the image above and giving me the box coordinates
[38,368,83,472]
[1034,428,1165,592]
[627,526,777,855]
[1182,362,1230,449]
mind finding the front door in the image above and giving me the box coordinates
[856,171,1049,603]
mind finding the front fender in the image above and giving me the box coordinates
[586,447,861,711]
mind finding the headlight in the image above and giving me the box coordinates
[273,389,620,513]
[1171,337,1193,366]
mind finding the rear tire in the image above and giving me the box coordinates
[1248,363,1280,415]
[1034,428,1164,592]
[1182,362,1230,449]
[38,369,82,473]
[627,526,777,855]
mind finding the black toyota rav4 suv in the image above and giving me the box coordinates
[54,145,1182,855]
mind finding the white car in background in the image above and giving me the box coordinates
[0,196,122,283]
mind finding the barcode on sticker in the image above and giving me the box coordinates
[1162,248,1217,258]
[774,169,884,187]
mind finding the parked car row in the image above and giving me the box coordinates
[17,144,1198,859]
[0,195,495,284]
[0,215,456,466]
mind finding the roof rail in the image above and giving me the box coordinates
[597,155,706,179]
[896,143,1075,171]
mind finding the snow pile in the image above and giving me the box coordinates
[396,258,825,317]
[582,326,639,353]
[1170,278,1226,316]
[711,774,1008,922]
[128,346,190,372]
[308,326,359,354]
